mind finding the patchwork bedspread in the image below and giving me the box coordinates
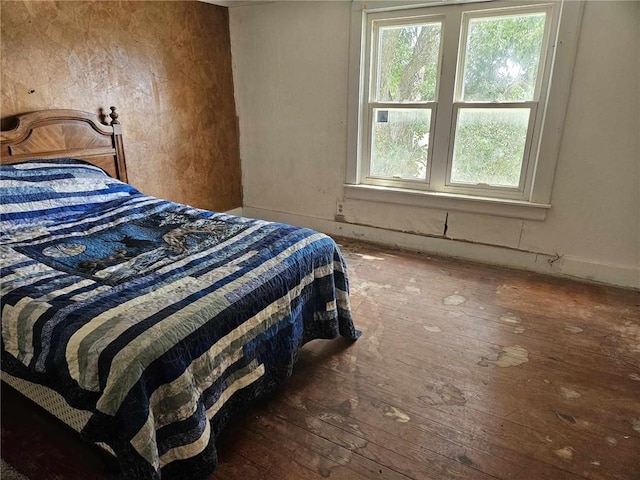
[0,159,359,479]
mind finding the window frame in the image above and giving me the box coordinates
[447,4,554,198]
[365,14,444,187]
[345,0,585,220]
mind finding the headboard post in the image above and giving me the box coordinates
[110,107,128,183]
[109,106,120,125]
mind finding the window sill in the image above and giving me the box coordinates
[343,184,550,221]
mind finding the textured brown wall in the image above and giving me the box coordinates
[1,0,242,211]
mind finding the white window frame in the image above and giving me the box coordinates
[345,0,584,220]
[364,14,444,189]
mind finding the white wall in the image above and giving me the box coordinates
[229,0,640,288]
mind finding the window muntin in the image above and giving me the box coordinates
[359,2,557,201]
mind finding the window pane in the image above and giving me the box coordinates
[376,22,441,102]
[371,108,431,179]
[451,108,530,187]
[462,13,546,102]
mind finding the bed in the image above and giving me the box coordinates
[0,108,360,479]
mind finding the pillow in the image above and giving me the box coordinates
[1,158,139,226]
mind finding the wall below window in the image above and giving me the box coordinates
[230,1,639,288]
[1,1,242,212]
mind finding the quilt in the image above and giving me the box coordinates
[0,159,359,479]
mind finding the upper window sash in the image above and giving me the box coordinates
[369,15,445,104]
[454,4,555,104]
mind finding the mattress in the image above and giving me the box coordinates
[2,370,115,456]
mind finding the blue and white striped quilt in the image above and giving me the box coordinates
[0,159,359,479]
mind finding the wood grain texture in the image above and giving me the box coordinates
[2,240,639,479]
[0,109,128,181]
[0,0,241,211]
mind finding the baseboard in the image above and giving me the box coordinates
[555,256,640,290]
[224,207,243,216]
[242,206,639,290]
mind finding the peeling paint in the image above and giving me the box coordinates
[355,253,385,261]
[422,383,467,406]
[319,412,342,423]
[605,436,618,446]
[405,285,421,293]
[363,281,390,290]
[614,321,640,353]
[591,460,600,466]
[632,418,640,433]
[423,325,442,333]
[629,373,640,381]
[500,312,521,324]
[559,386,582,400]
[564,326,583,334]
[347,423,362,435]
[384,406,410,423]
[443,294,467,305]
[353,281,392,294]
[344,352,358,373]
[554,446,574,460]
[513,326,525,334]
[478,345,529,368]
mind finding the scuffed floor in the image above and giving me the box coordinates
[2,239,639,480]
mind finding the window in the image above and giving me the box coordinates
[346,0,584,220]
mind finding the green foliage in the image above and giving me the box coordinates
[451,109,529,186]
[378,23,440,102]
[463,13,546,102]
[373,22,440,178]
[371,109,430,179]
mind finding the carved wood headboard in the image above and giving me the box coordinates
[0,107,128,182]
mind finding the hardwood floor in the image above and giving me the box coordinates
[2,239,639,480]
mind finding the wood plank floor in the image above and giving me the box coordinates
[2,239,639,480]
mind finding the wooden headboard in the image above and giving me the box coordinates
[0,107,128,182]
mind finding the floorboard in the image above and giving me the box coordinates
[2,239,638,479]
